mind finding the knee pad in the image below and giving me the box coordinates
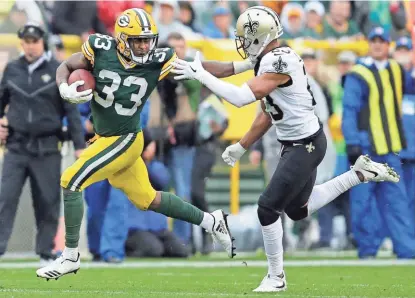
[285,206,308,221]
[257,194,281,226]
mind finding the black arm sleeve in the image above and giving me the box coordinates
[0,65,10,118]
[157,78,178,121]
[63,99,86,150]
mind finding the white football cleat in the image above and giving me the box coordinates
[253,271,287,292]
[352,155,399,183]
[36,253,80,281]
[210,210,235,258]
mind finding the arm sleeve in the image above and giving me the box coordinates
[0,65,10,118]
[341,74,366,146]
[64,101,86,150]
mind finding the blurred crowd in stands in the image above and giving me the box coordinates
[0,0,414,261]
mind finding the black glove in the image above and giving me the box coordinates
[346,145,363,165]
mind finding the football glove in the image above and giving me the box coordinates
[59,81,93,104]
[222,142,246,167]
[171,51,205,81]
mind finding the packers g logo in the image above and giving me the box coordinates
[118,15,130,27]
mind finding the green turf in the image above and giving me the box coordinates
[0,266,414,297]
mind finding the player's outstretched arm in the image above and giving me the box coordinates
[171,52,289,107]
[202,60,253,78]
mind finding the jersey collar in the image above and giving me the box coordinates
[117,52,137,69]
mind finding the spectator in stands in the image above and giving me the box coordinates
[303,1,325,39]
[393,36,415,220]
[352,1,408,39]
[323,1,362,40]
[153,0,195,44]
[394,36,413,71]
[229,1,256,25]
[157,32,201,246]
[125,150,188,258]
[191,92,228,255]
[0,22,85,264]
[97,0,145,36]
[203,6,235,39]
[311,51,357,250]
[297,48,336,249]
[342,27,415,259]
[83,100,179,262]
[51,1,107,41]
[280,3,305,40]
[178,1,202,33]
[261,0,288,15]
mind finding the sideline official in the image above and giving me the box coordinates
[0,22,85,263]
[342,27,415,259]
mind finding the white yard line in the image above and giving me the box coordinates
[0,259,415,269]
[0,289,408,298]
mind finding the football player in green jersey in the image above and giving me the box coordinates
[37,8,241,280]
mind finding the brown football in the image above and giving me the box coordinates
[68,69,96,91]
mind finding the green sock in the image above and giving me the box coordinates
[154,192,204,225]
[63,188,84,248]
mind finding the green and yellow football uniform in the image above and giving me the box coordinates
[61,33,176,209]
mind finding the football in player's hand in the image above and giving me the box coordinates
[68,69,95,92]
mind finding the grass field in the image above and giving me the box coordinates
[0,256,414,298]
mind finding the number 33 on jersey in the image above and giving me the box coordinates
[81,33,176,136]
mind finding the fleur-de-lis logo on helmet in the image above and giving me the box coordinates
[243,14,259,35]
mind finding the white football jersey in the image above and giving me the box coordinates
[256,47,320,141]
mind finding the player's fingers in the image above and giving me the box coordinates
[173,58,188,66]
[72,80,85,87]
[173,75,187,81]
[171,63,186,71]
[170,68,184,74]
[76,89,93,97]
[78,93,93,102]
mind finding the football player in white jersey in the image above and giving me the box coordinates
[172,6,400,293]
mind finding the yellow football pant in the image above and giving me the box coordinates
[61,132,156,210]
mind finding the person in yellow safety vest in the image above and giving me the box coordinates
[342,27,415,259]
